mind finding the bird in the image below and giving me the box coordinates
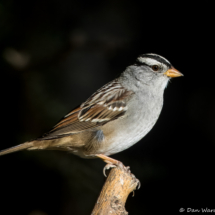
[0,53,183,175]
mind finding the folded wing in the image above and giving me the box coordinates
[39,80,134,140]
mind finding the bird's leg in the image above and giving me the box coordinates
[96,154,124,176]
[96,154,141,189]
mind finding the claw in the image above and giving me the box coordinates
[138,183,141,189]
[103,164,116,177]
[104,163,141,190]
[129,174,141,190]
[96,154,141,190]
[136,179,141,189]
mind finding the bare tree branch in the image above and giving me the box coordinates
[91,166,139,215]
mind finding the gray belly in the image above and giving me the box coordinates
[70,93,164,158]
[97,95,163,155]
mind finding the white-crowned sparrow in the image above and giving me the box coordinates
[0,53,183,174]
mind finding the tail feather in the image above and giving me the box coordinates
[0,142,34,156]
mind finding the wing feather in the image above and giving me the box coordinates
[39,80,134,140]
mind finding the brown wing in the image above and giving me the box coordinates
[39,80,134,140]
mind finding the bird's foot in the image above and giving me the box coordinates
[96,154,141,189]
[103,163,117,177]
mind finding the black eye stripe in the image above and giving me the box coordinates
[134,60,147,66]
[134,60,161,70]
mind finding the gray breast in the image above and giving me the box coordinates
[99,91,164,155]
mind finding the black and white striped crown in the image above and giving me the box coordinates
[136,53,171,68]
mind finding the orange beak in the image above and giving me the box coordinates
[164,67,183,78]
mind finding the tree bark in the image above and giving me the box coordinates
[91,166,139,215]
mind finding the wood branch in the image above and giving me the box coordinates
[91,166,139,215]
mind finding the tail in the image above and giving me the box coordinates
[0,142,34,156]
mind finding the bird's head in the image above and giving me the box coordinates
[121,53,183,91]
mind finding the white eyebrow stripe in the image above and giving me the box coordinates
[138,57,161,66]
[146,53,171,64]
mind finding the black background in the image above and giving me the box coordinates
[0,1,214,214]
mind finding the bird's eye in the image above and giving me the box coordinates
[152,65,159,71]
